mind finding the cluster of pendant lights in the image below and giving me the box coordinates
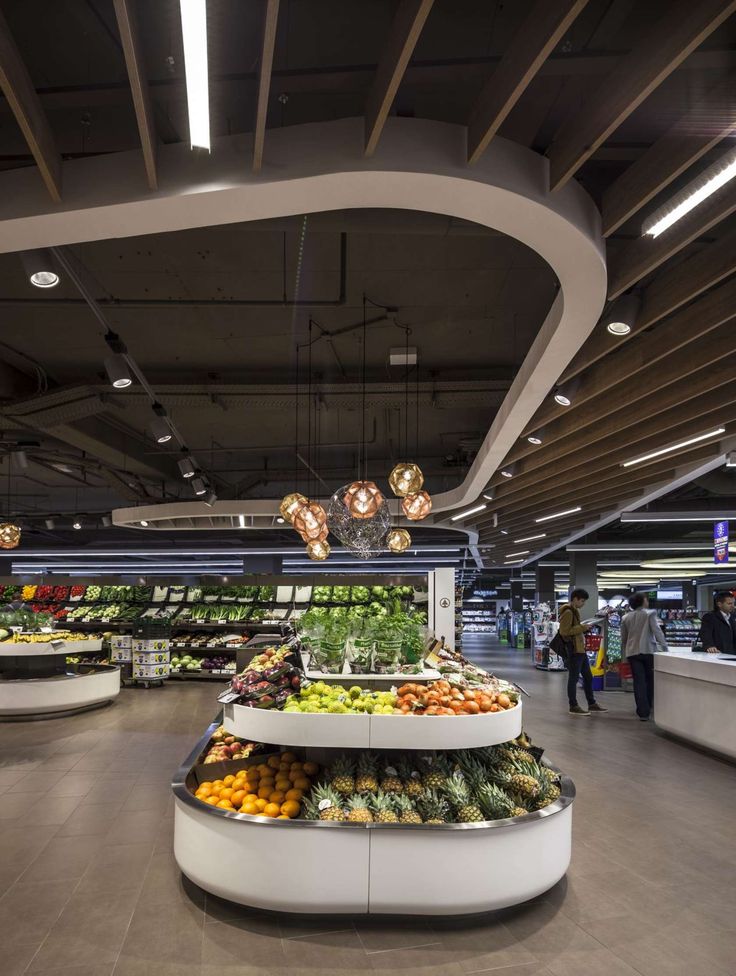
[279,462,432,562]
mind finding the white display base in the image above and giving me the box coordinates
[654,650,736,761]
[0,638,103,657]
[0,666,121,717]
[223,699,522,750]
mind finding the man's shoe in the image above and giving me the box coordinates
[569,705,589,716]
[638,715,650,721]
[588,703,608,712]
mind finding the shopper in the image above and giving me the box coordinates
[699,591,736,654]
[620,593,667,721]
[559,588,607,716]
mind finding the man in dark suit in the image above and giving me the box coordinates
[699,591,736,654]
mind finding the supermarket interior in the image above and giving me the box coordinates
[1,2,736,975]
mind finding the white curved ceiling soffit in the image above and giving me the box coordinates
[0,117,607,537]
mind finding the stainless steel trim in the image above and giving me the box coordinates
[171,719,575,830]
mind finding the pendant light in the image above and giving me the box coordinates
[387,527,411,552]
[0,454,21,549]
[306,539,330,561]
[402,490,432,521]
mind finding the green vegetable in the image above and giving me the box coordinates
[350,585,370,604]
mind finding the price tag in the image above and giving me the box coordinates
[318,799,333,811]
[384,765,398,776]
[218,620,227,625]
[50,639,65,648]
[217,690,240,704]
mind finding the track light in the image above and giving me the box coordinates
[191,477,207,496]
[180,0,210,150]
[149,404,172,444]
[500,470,513,479]
[72,519,82,530]
[605,293,640,336]
[105,354,132,389]
[527,435,542,445]
[482,491,494,501]
[13,450,28,470]
[20,249,59,288]
[204,491,217,508]
[178,457,196,479]
[44,518,55,530]
[554,390,571,407]
[139,520,149,527]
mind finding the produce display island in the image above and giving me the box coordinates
[655,649,736,761]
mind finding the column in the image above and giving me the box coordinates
[510,572,524,612]
[535,565,555,604]
[681,580,696,610]
[569,551,598,619]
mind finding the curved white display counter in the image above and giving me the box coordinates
[0,663,120,719]
[173,716,573,915]
[655,650,736,761]
[223,698,522,750]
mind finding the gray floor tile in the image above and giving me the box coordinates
[20,835,104,883]
[57,801,122,837]
[0,880,74,948]
[0,942,39,976]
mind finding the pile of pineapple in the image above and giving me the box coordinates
[302,739,562,825]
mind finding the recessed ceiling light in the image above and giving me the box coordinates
[450,503,487,522]
[622,427,725,468]
[72,520,82,530]
[554,391,571,407]
[276,516,285,524]
[535,506,582,523]
[527,435,542,445]
[180,0,210,150]
[139,520,149,527]
[500,470,513,479]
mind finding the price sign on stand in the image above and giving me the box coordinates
[714,520,729,564]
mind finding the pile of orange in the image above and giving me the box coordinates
[193,751,319,819]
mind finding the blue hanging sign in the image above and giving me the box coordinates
[714,520,729,564]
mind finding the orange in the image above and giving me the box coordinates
[277,814,290,819]
[216,799,234,809]
[212,780,225,790]
[219,788,235,801]
[267,755,281,770]
[274,778,291,792]
[209,784,222,797]
[241,802,259,815]
[257,786,272,800]
[268,791,286,805]
[244,793,258,804]
[198,781,214,791]
[204,796,220,806]
[285,788,303,802]
[223,774,236,786]
[302,761,319,776]
[263,802,281,818]
[292,777,310,792]
[281,800,300,818]
[231,790,246,807]
[195,786,212,798]
[255,798,268,812]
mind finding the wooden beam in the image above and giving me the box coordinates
[253,0,280,172]
[364,0,434,157]
[547,0,736,191]
[607,178,736,299]
[0,7,61,200]
[529,274,736,434]
[467,0,588,165]
[601,69,736,236]
[113,0,157,190]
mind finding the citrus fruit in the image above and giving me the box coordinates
[257,786,272,800]
[195,786,212,798]
[204,796,219,806]
[255,798,268,812]
[281,800,300,818]
[219,788,235,801]
[244,793,258,804]
[212,780,225,790]
[241,802,259,815]
[268,791,285,805]
[223,775,236,786]
[216,799,234,809]
[285,788,303,802]
[263,802,281,818]
[231,790,246,807]
[277,814,290,819]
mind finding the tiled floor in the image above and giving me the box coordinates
[1,639,735,976]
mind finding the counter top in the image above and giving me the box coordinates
[655,649,736,688]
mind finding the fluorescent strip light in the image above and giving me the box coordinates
[505,550,530,558]
[643,148,736,238]
[180,0,210,150]
[504,559,524,564]
[237,514,246,528]
[513,533,546,544]
[450,503,487,522]
[535,506,581,523]
[726,451,736,467]
[622,427,725,468]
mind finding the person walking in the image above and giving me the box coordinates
[620,592,667,721]
[699,591,736,654]
[559,588,608,716]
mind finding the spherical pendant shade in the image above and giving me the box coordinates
[344,481,384,519]
[279,492,308,524]
[293,500,328,541]
[306,539,331,561]
[402,490,432,521]
[388,462,424,497]
[386,528,411,552]
[298,522,329,544]
[0,523,21,549]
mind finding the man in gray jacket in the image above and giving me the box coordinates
[620,593,667,721]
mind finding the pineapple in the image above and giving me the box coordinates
[508,759,542,801]
[371,790,400,823]
[394,793,423,824]
[418,789,452,825]
[477,782,527,821]
[380,762,404,795]
[310,783,345,821]
[329,755,355,797]
[354,753,379,794]
[420,753,450,792]
[443,772,483,823]
[534,766,562,809]
[345,794,374,823]
[396,757,424,799]
[454,751,488,796]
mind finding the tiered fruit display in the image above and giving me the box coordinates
[395,679,517,715]
[202,726,262,764]
[192,752,320,818]
[229,646,301,708]
[283,682,397,714]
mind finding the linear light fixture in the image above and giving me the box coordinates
[504,558,524,564]
[237,514,246,528]
[180,0,210,150]
[643,147,736,238]
[620,512,733,523]
[535,506,581,523]
[450,503,487,522]
[622,427,725,468]
[513,533,546,544]
[505,550,530,558]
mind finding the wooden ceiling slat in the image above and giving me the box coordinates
[601,69,736,236]
[364,0,435,157]
[253,0,280,172]
[607,179,736,299]
[546,0,736,191]
[526,274,736,436]
[0,7,61,200]
[466,0,589,165]
[113,0,158,190]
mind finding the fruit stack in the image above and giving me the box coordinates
[202,726,262,764]
[394,679,517,714]
[229,646,301,708]
[193,751,320,818]
[283,681,397,714]
[302,740,561,824]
